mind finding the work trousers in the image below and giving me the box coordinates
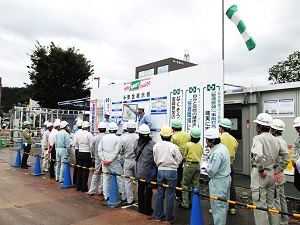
[21,144,31,167]
[76,152,92,192]
[88,158,103,195]
[175,162,183,198]
[68,146,76,164]
[42,149,49,170]
[124,159,136,203]
[229,164,237,209]
[209,176,231,225]
[182,162,200,208]
[73,149,79,185]
[56,148,68,182]
[102,160,125,200]
[251,167,278,225]
[138,180,153,215]
[275,182,289,225]
[49,146,56,178]
[155,170,177,222]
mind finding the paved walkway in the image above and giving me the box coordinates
[0,147,293,225]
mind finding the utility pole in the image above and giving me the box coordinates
[94,77,100,88]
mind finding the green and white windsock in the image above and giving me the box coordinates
[226,5,256,51]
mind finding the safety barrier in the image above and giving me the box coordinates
[17,149,300,220]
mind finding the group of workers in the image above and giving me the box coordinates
[19,109,300,225]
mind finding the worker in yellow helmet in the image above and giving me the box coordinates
[170,119,190,201]
[219,118,238,215]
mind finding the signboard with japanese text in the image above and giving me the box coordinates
[185,86,201,133]
[151,96,168,132]
[91,62,223,141]
[123,77,151,102]
[263,99,294,117]
[89,99,102,134]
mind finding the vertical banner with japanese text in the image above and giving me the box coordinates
[185,86,201,133]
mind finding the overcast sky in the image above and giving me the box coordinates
[1,0,299,88]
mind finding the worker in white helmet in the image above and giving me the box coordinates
[205,128,231,225]
[134,124,156,216]
[72,117,81,133]
[251,113,289,225]
[41,121,48,137]
[48,120,60,179]
[41,122,53,172]
[120,120,139,206]
[292,117,300,195]
[123,103,152,129]
[88,121,107,196]
[75,121,93,192]
[270,119,290,225]
[72,119,83,185]
[55,121,71,182]
[103,112,115,123]
[98,122,126,204]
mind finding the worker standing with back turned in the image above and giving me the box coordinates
[270,119,290,225]
[251,113,289,225]
[170,119,190,201]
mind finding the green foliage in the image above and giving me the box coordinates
[1,87,30,112]
[268,51,300,84]
[26,41,93,108]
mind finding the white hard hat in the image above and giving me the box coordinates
[122,122,128,130]
[108,122,118,131]
[47,122,53,128]
[139,124,150,134]
[127,120,136,129]
[76,120,83,127]
[204,128,220,139]
[44,121,48,126]
[53,120,61,127]
[55,118,61,122]
[104,111,110,116]
[82,121,90,129]
[137,104,145,109]
[271,119,285,131]
[293,117,300,128]
[98,121,106,129]
[253,113,273,127]
[75,117,80,122]
[60,121,69,129]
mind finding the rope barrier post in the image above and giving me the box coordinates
[190,188,204,225]
[60,160,76,189]
[11,148,22,167]
[31,154,45,176]
[20,138,24,149]
[104,171,120,208]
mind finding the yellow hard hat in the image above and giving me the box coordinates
[160,125,172,137]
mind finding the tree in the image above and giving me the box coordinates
[268,51,300,84]
[1,87,31,112]
[26,42,93,108]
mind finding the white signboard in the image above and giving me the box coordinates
[91,62,224,144]
[264,99,294,117]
